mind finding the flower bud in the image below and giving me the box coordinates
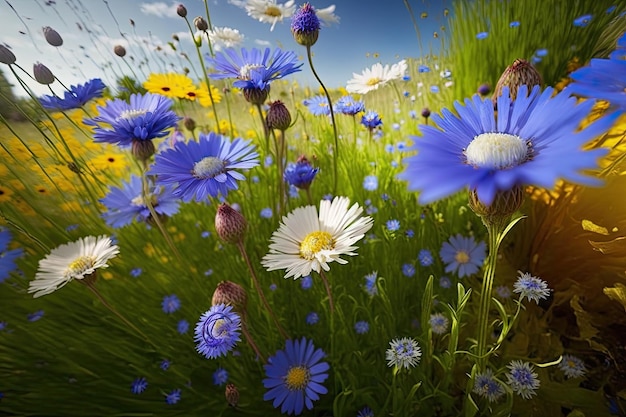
[131,139,155,162]
[266,100,292,131]
[177,4,188,18]
[290,3,320,47]
[114,45,126,57]
[194,16,208,31]
[421,107,431,118]
[212,281,248,311]
[183,116,196,132]
[33,62,55,85]
[0,44,16,65]
[242,86,269,105]
[215,203,247,244]
[492,58,542,104]
[43,26,63,47]
[468,186,525,225]
[477,83,491,96]
[225,383,239,407]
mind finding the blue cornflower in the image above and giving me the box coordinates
[284,157,319,190]
[207,47,302,91]
[496,285,512,298]
[405,229,414,238]
[161,294,181,314]
[27,310,44,322]
[303,95,331,116]
[473,368,505,403]
[260,207,273,218]
[85,93,180,149]
[399,85,616,206]
[386,219,400,232]
[506,360,540,399]
[160,359,170,370]
[165,388,181,404]
[213,367,229,386]
[439,276,451,288]
[476,32,488,39]
[263,337,329,415]
[194,304,241,359]
[567,34,626,110]
[535,48,548,57]
[402,263,415,278]
[354,321,369,334]
[363,175,379,191]
[100,175,180,228]
[409,110,417,119]
[0,230,23,283]
[439,234,486,278]
[360,110,383,130]
[430,85,440,93]
[130,267,142,278]
[300,275,313,290]
[418,65,430,73]
[306,312,319,325]
[509,21,520,27]
[429,313,449,335]
[573,14,593,27]
[130,377,148,394]
[291,3,320,46]
[363,271,378,296]
[386,337,421,369]
[0,321,7,331]
[149,132,259,203]
[201,231,211,238]
[39,78,106,111]
[357,406,374,417]
[177,319,190,334]
[513,271,551,303]
[558,354,586,379]
[418,249,433,267]
[334,95,365,116]
[269,283,278,291]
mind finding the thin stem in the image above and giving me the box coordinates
[256,103,270,153]
[319,269,334,315]
[224,88,235,139]
[305,45,339,195]
[240,317,266,363]
[236,241,289,339]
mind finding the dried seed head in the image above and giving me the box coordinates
[215,203,247,244]
[212,281,248,311]
[43,26,63,47]
[225,383,239,407]
[0,44,16,65]
[33,62,55,85]
[492,59,542,104]
[194,16,208,31]
[177,4,188,18]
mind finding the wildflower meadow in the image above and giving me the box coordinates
[0,0,625,416]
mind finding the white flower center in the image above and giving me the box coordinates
[193,156,226,179]
[465,133,528,169]
[117,109,148,121]
[239,63,265,80]
[66,255,95,278]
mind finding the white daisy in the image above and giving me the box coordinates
[230,0,296,31]
[28,235,120,298]
[315,4,340,26]
[206,27,245,51]
[346,59,407,95]
[261,196,373,279]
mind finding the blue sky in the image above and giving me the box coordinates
[1,0,449,97]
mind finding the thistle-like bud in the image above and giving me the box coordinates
[33,62,55,85]
[176,4,188,18]
[131,139,155,162]
[421,107,431,119]
[468,186,525,225]
[212,281,248,311]
[215,203,247,244]
[225,383,239,408]
[492,59,542,104]
[290,3,320,47]
[114,45,126,57]
[194,16,208,31]
[242,86,269,105]
[43,26,63,47]
[0,44,16,65]
[266,100,292,131]
[183,116,196,132]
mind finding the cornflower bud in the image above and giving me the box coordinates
[212,281,248,311]
[225,383,239,407]
[183,116,196,132]
[215,203,247,244]
[0,44,16,65]
[421,107,431,119]
[194,16,208,31]
[42,26,63,47]
[131,140,155,162]
[33,62,55,85]
[477,83,491,96]
[492,58,542,104]
[176,4,188,17]
[242,86,269,105]
[290,3,320,47]
[266,100,292,130]
[114,45,126,57]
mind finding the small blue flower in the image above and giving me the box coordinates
[418,249,433,267]
[195,304,241,359]
[300,275,313,290]
[360,110,383,130]
[476,32,488,39]
[357,406,375,417]
[473,368,504,403]
[131,377,148,394]
[364,271,378,296]
[535,48,548,57]
[430,85,440,93]
[303,95,331,116]
[0,229,23,283]
[409,110,417,119]
[573,14,593,27]
[284,158,319,190]
[334,95,365,116]
[260,207,273,218]
[386,337,421,369]
[354,321,369,334]
[402,263,415,278]
[513,271,551,303]
[177,319,190,334]
[386,219,400,232]
[201,231,211,238]
[165,388,181,404]
[213,367,229,386]
[405,229,414,238]
[418,65,430,73]
[161,294,181,314]
[509,21,520,27]
[40,78,106,111]
[27,310,44,322]
[130,267,143,278]
[558,355,586,379]
[506,360,540,399]
[496,285,512,298]
[264,155,274,167]
[429,313,449,334]
[160,359,171,371]
[363,175,379,191]
[306,312,319,325]
[0,321,7,331]
[269,283,278,291]
[439,234,486,278]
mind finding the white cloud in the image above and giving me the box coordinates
[140,2,178,18]
[254,39,271,47]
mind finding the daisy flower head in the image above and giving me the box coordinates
[558,354,586,379]
[194,303,241,359]
[143,72,195,99]
[513,271,551,303]
[473,368,505,403]
[399,85,617,207]
[28,236,119,298]
[262,337,329,415]
[39,78,106,111]
[149,132,259,203]
[261,196,374,279]
[439,234,486,278]
[386,337,421,370]
[100,175,180,228]
[346,59,408,94]
[506,360,540,399]
[231,0,296,31]
[206,27,244,51]
[314,4,339,26]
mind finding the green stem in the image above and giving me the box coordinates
[240,316,266,363]
[256,103,270,153]
[305,45,339,195]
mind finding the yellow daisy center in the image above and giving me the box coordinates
[211,319,226,337]
[285,366,309,390]
[366,77,382,86]
[194,156,226,179]
[67,255,95,277]
[465,133,528,169]
[264,6,282,17]
[300,231,335,260]
[455,250,470,265]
